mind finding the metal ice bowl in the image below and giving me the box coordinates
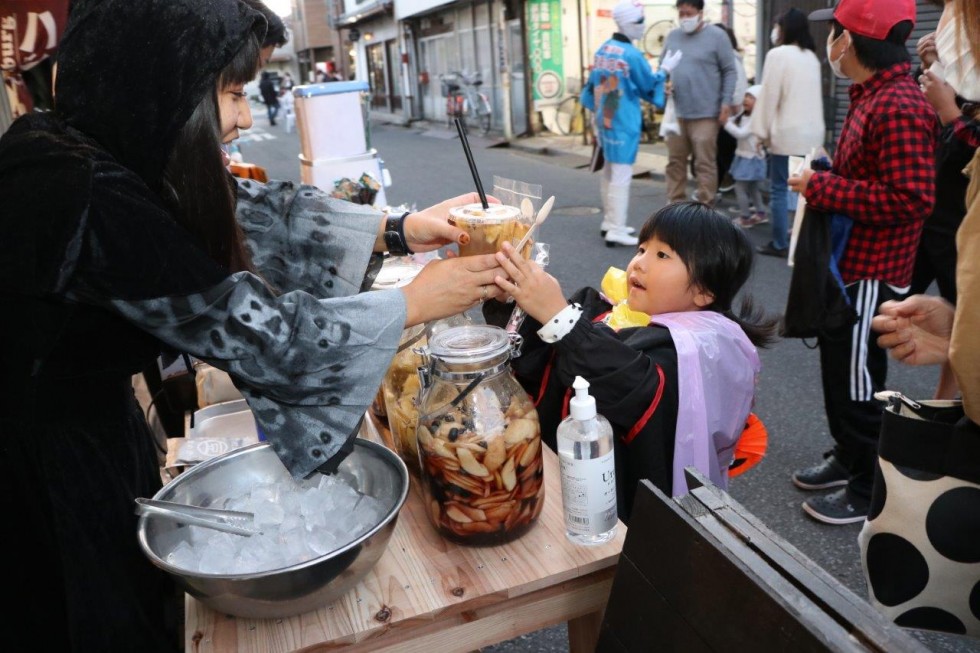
[137,439,409,619]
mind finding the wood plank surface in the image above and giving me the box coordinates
[185,414,625,652]
[597,478,931,653]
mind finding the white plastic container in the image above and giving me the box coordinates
[557,376,618,545]
[293,81,370,160]
[299,149,390,208]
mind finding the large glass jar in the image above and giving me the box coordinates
[416,325,544,546]
[383,313,472,476]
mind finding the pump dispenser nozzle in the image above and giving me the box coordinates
[569,376,597,421]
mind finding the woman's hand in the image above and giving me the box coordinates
[916,32,938,69]
[871,295,955,366]
[492,242,568,325]
[400,193,500,253]
[400,254,504,327]
[919,70,960,125]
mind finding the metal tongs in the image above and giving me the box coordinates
[135,498,261,537]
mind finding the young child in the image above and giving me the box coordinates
[489,202,777,521]
[724,85,769,228]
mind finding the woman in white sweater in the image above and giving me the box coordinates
[751,7,825,257]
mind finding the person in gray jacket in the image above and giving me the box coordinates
[661,0,737,205]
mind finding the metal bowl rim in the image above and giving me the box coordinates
[137,439,409,580]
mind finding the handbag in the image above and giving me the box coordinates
[780,206,857,338]
[858,392,980,637]
[589,141,605,173]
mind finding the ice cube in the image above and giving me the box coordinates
[306,528,340,556]
[167,541,199,572]
[253,499,285,527]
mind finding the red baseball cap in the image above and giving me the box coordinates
[809,0,916,40]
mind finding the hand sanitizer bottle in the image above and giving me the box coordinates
[557,376,617,545]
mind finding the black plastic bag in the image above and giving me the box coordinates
[780,206,857,338]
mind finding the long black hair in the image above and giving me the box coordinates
[777,8,816,51]
[161,33,261,272]
[636,202,779,347]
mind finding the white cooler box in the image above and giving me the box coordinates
[299,149,391,208]
[293,81,370,161]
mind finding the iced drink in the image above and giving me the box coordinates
[449,204,531,257]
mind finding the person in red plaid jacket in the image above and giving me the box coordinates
[786,0,938,525]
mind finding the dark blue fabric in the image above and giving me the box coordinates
[829,213,853,305]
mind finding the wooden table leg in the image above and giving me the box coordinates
[567,610,604,653]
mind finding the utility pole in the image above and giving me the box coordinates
[499,5,513,140]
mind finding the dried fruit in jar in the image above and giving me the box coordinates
[418,389,544,545]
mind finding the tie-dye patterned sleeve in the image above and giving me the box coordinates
[100,271,405,478]
[236,179,384,298]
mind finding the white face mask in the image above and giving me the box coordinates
[621,21,645,42]
[826,30,849,79]
[770,27,780,45]
[679,15,701,34]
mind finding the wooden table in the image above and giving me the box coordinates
[184,415,626,652]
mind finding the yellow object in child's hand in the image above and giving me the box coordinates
[600,267,651,330]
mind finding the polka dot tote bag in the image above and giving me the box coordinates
[859,392,980,638]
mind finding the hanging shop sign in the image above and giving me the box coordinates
[526,0,563,108]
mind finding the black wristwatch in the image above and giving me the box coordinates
[383,211,413,256]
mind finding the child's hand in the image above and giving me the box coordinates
[494,242,568,325]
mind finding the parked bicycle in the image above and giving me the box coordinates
[553,95,586,136]
[439,71,492,136]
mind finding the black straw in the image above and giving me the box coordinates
[454,118,489,209]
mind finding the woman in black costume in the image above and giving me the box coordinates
[0,0,502,649]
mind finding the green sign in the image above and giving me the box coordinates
[527,0,563,106]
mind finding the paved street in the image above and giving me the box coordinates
[238,106,975,653]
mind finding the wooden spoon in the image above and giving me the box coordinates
[513,195,555,254]
[520,197,534,221]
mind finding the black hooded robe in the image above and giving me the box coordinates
[0,1,406,649]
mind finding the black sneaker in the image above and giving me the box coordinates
[792,455,848,490]
[756,242,788,258]
[802,488,869,525]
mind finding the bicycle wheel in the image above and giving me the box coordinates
[554,96,582,136]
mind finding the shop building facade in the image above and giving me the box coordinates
[401,0,528,134]
[307,0,761,137]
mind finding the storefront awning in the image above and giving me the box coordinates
[395,0,456,20]
[333,0,392,27]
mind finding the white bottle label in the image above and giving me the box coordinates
[559,450,617,536]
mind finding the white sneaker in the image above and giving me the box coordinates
[604,229,639,247]
[600,222,635,237]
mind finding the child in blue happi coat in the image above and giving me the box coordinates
[581,0,682,247]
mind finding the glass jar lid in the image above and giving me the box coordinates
[427,325,511,367]
[371,257,423,290]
